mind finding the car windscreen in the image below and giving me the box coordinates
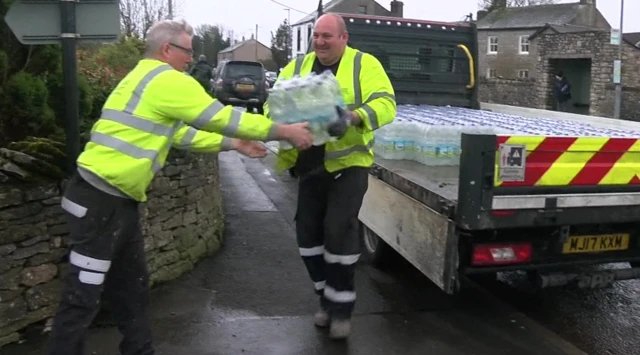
[225,63,263,79]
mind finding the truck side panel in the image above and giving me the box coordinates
[456,133,640,230]
[494,135,640,188]
[359,176,459,294]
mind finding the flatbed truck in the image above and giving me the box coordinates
[338,13,640,294]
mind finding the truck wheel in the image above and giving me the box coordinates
[361,223,395,268]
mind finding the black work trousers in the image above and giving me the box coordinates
[47,173,154,355]
[295,167,369,319]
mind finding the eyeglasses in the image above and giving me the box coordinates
[169,43,194,56]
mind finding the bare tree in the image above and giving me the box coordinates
[120,0,185,38]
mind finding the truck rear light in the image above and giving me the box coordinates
[492,210,516,216]
[216,79,223,88]
[472,243,532,266]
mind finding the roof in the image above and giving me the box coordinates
[218,39,269,54]
[476,3,584,30]
[528,24,640,50]
[529,23,603,39]
[292,0,344,26]
[624,32,640,47]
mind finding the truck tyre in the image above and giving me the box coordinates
[360,223,395,268]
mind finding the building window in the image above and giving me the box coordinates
[518,69,529,79]
[519,36,530,54]
[358,5,367,14]
[487,36,498,54]
[296,27,301,51]
[487,68,497,78]
[307,25,312,42]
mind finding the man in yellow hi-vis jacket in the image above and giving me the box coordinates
[47,19,313,355]
[266,14,396,339]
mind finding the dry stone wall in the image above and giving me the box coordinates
[0,149,224,348]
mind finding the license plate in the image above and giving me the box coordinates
[562,233,630,254]
[236,84,254,91]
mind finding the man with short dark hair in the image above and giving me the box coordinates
[266,13,396,339]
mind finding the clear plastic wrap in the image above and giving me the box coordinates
[267,70,347,149]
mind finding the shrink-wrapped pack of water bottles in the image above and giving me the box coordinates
[374,104,640,166]
[266,71,346,149]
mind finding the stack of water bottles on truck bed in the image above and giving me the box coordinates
[266,71,345,149]
[374,105,640,166]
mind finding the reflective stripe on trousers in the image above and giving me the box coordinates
[292,53,393,158]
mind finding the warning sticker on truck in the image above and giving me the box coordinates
[498,144,526,182]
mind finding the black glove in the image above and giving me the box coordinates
[327,106,350,138]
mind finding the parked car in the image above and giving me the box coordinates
[265,71,278,87]
[212,60,269,114]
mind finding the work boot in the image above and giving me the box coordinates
[329,319,351,339]
[314,309,330,328]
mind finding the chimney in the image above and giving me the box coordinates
[580,0,595,5]
[390,1,403,18]
[477,10,488,21]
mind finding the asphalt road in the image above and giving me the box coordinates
[477,266,640,355]
[254,148,640,355]
[1,151,586,355]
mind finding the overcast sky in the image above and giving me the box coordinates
[180,0,638,43]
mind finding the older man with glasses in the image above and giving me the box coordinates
[46,18,313,355]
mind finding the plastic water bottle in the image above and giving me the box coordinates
[417,123,433,165]
[374,125,391,159]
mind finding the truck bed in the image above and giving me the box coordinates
[371,158,459,219]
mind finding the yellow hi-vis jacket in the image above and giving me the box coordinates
[266,46,396,173]
[77,59,279,202]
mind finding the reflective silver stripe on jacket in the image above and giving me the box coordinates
[191,101,243,136]
[90,64,176,173]
[325,139,375,160]
[172,123,199,150]
[91,132,163,172]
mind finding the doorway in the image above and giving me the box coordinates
[548,58,592,115]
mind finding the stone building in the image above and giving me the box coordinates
[476,0,608,81]
[290,0,403,58]
[531,27,640,120]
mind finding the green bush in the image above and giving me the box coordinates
[0,50,8,83]
[0,71,56,146]
[46,70,94,133]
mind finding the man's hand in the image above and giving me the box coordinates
[277,122,313,150]
[232,139,268,158]
[328,106,351,138]
[349,110,362,126]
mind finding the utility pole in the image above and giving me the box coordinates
[168,0,173,19]
[284,8,291,61]
[60,0,79,172]
[255,24,259,61]
[614,0,624,119]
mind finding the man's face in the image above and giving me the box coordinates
[161,32,194,71]
[313,17,348,65]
